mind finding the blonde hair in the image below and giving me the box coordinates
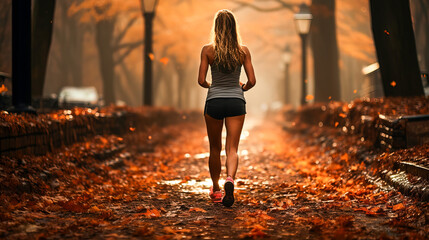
[211,9,245,73]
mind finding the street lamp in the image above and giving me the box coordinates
[294,3,312,105]
[140,0,159,106]
[282,45,292,104]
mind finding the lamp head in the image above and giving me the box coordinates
[141,0,159,14]
[294,3,312,35]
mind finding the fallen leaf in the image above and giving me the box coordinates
[143,208,161,218]
[157,194,169,200]
[189,207,206,212]
[393,203,405,211]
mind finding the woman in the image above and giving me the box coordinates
[197,9,256,207]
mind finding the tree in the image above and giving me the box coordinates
[32,0,56,98]
[69,0,142,105]
[231,0,341,102]
[310,0,340,102]
[369,0,424,97]
[0,0,12,74]
[11,0,33,112]
[52,0,86,88]
[94,5,116,105]
[410,0,429,74]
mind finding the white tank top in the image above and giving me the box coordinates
[206,63,245,102]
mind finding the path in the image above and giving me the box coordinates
[2,114,427,239]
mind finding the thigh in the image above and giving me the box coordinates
[225,114,245,150]
[204,113,224,150]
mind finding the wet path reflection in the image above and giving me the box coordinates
[135,114,423,239]
[158,115,260,197]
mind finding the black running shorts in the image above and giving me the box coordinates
[204,98,246,120]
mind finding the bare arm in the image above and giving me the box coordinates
[197,46,210,88]
[241,46,256,91]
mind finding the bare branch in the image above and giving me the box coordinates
[114,43,142,65]
[114,17,138,46]
[229,0,294,12]
[114,40,143,51]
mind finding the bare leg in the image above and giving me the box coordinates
[225,114,245,179]
[204,114,223,191]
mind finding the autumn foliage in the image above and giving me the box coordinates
[0,100,428,238]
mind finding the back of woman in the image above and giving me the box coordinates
[197,9,256,207]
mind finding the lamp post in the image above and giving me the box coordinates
[282,45,292,104]
[294,3,312,105]
[140,0,159,106]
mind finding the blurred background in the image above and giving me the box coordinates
[0,0,428,113]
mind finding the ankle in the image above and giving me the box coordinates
[213,184,220,191]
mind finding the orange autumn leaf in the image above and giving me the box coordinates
[159,163,169,172]
[0,84,7,93]
[334,122,339,127]
[88,206,101,213]
[339,113,347,118]
[156,194,169,200]
[305,95,314,101]
[180,175,191,183]
[159,57,169,65]
[369,206,383,214]
[143,208,161,218]
[148,53,155,60]
[189,207,206,212]
[239,224,268,239]
[258,212,275,220]
[390,81,396,87]
[393,203,405,211]
[340,153,349,162]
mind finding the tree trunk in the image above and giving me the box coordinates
[311,0,340,102]
[11,0,34,112]
[369,0,424,97]
[31,0,56,98]
[0,0,12,74]
[411,0,429,73]
[417,0,429,73]
[119,62,140,106]
[95,17,116,105]
[59,0,84,87]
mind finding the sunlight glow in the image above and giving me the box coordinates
[194,152,210,159]
[240,149,248,156]
[193,150,248,159]
[160,178,245,195]
[240,130,250,140]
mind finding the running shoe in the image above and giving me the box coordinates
[222,177,235,207]
[209,186,222,203]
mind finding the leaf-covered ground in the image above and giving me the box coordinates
[1,114,428,239]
